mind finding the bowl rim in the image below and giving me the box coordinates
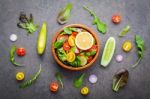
[52,24,100,71]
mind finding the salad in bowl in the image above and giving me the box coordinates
[52,24,100,71]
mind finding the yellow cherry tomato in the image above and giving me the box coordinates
[81,87,89,95]
[68,36,75,47]
[66,51,76,62]
[16,72,25,81]
[122,41,132,52]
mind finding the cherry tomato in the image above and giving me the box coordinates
[71,32,78,37]
[122,41,132,52]
[49,82,59,92]
[81,86,89,95]
[112,15,121,24]
[16,72,25,81]
[87,45,97,52]
[17,47,26,56]
[87,56,93,63]
[63,42,70,51]
[57,34,68,41]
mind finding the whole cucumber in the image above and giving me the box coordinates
[37,22,47,55]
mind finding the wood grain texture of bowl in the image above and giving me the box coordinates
[52,24,100,71]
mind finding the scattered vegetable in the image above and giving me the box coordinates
[81,86,89,95]
[17,12,38,34]
[89,74,98,84]
[83,6,107,34]
[112,15,121,24]
[57,3,73,24]
[9,34,17,42]
[19,64,42,88]
[55,72,64,88]
[119,25,131,37]
[49,82,59,92]
[132,35,144,68]
[122,41,132,52]
[17,47,26,56]
[112,68,129,92]
[37,22,47,55]
[101,37,116,67]
[74,74,85,88]
[16,72,25,81]
[116,54,123,62]
[10,45,23,66]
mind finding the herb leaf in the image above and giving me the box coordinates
[73,73,85,88]
[119,25,131,37]
[19,64,42,88]
[61,27,77,35]
[69,56,81,67]
[55,72,64,88]
[57,3,72,24]
[83,5,107,34]
[17,12,38,34]
[57,48,67,61]
[10,45,23,67]
[132,35,144,67]
[112,68,129,92]
[54,39,65,49]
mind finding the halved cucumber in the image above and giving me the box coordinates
[101,37,116,67]
[37,23,47,55]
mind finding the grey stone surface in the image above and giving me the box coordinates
[0,0,150,99]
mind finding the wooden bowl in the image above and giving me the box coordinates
[52,24,100,71]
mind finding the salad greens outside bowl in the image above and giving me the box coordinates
[52,24,100,71]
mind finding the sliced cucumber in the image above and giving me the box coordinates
[101,37,116,67]
[37,23,47,55]
[80,56,87,66]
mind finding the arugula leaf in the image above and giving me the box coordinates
[69,56,81,67]
[10,45,23,67]
[61,27,77,35]
[19,64,42,88]
[132,35,144,67]
[55,72,64,88]
[17,12,38,34]
[83,5,107,34]
[57,3,72,24]
[73,73,85,88]
[56,48,67,61]
[112,68,129,92]
[54,39,65,49]
[119,25,131,37]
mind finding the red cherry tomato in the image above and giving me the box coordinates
[17,48,26,56]
[112,15,121,24]
[57,34,68,41]
[71,32,78,37]
[87,56,93,63]
[49,82,59,92]
[63,42,70,51]
[87,45,97,52]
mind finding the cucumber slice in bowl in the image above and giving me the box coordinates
[101,37,116,67]
[80,56,87,66]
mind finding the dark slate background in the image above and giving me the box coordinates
[0,0,150,99]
